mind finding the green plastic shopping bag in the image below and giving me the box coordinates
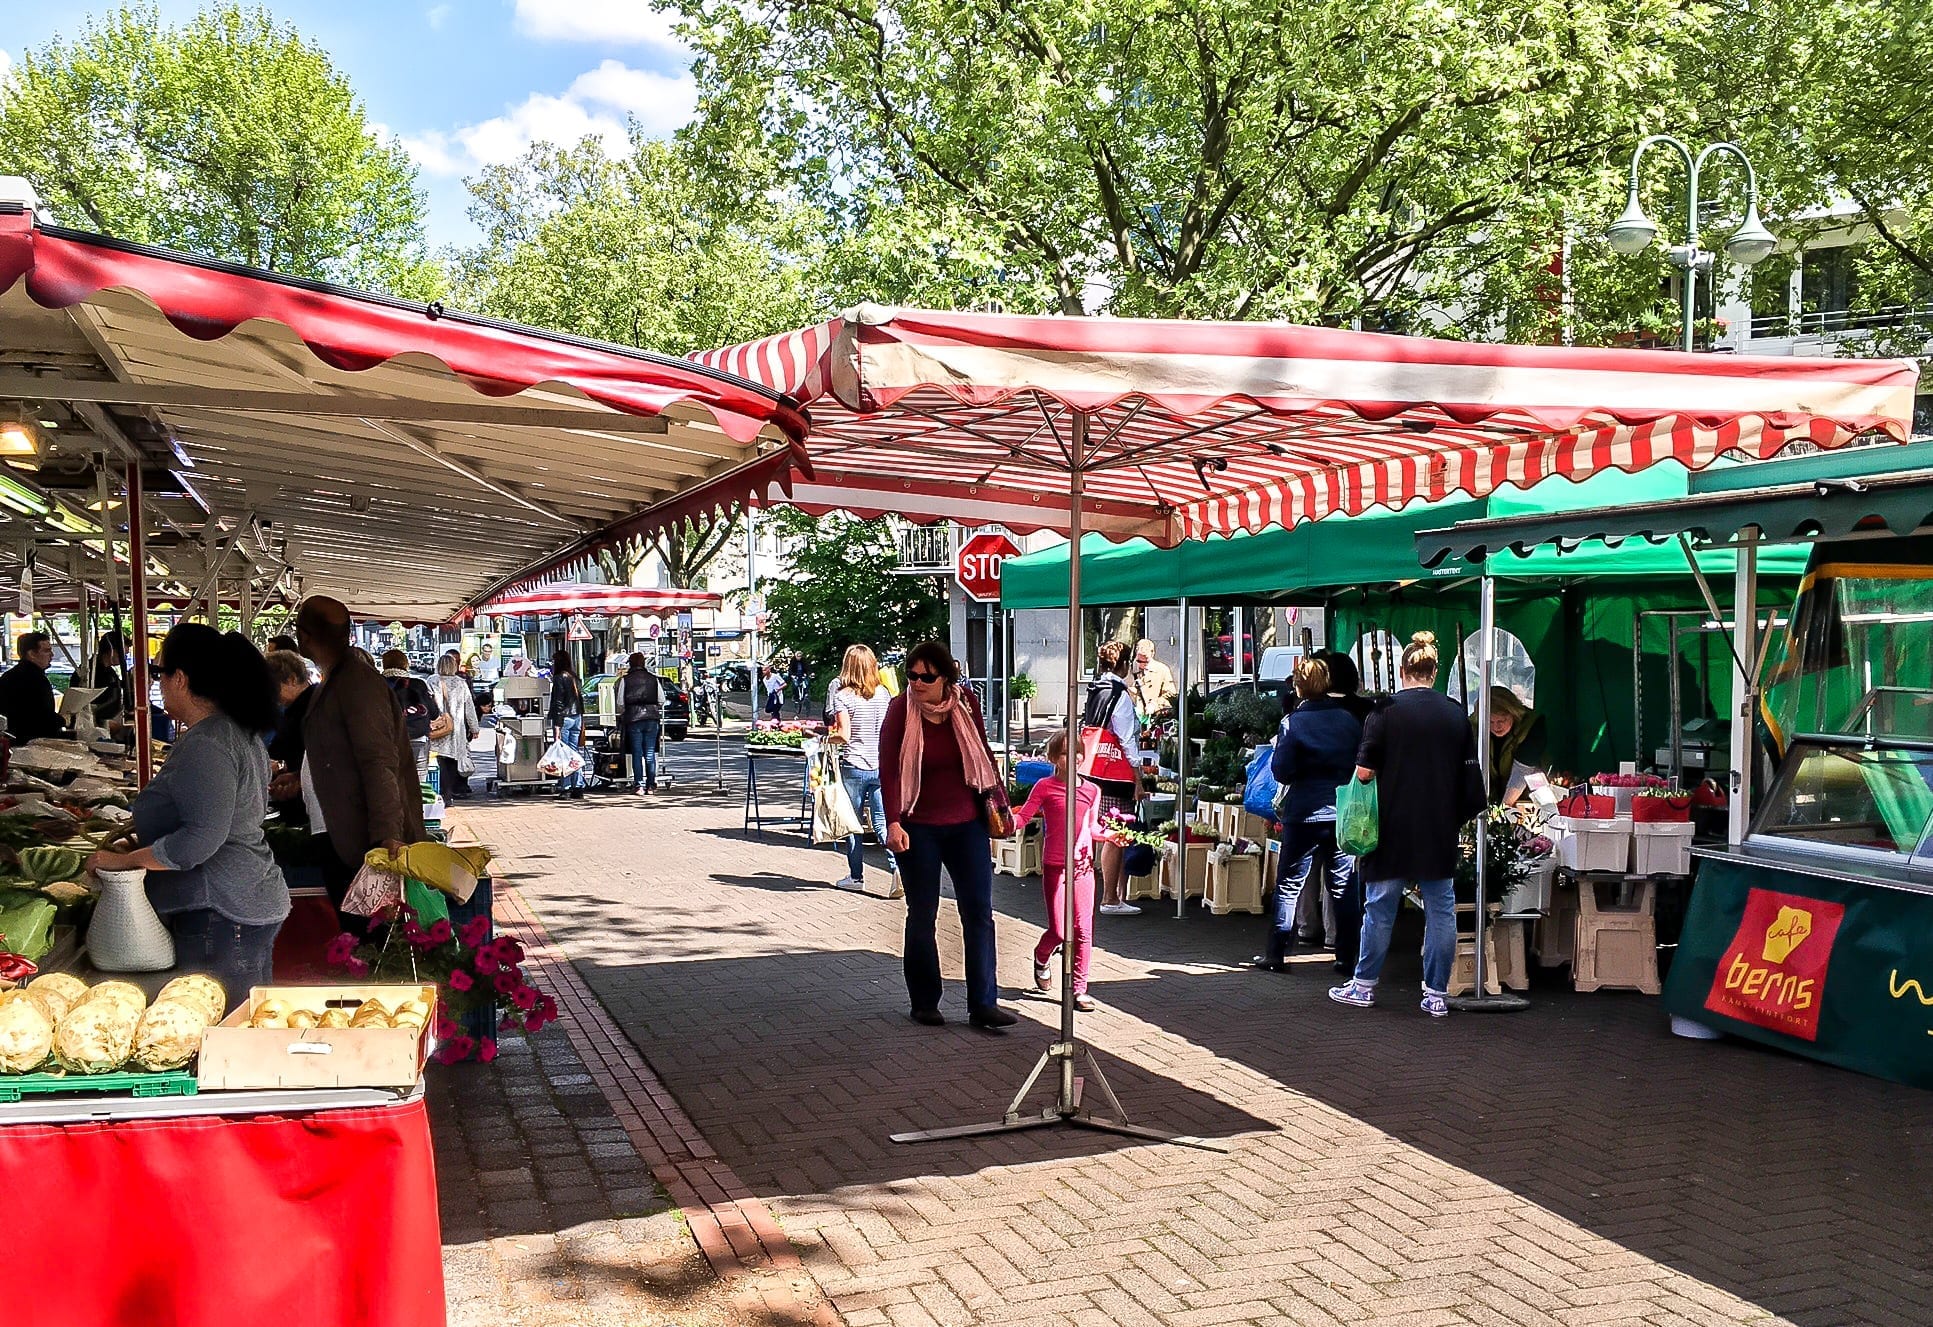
[1336,776,1380,857]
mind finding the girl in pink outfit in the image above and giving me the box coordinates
[1009,730,1104,1010]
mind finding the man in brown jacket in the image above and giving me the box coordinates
[289,596,425,910]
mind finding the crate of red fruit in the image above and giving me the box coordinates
[1631,790,1692,823]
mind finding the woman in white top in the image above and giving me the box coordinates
[428,651,480,800]
[1088,641,1143,915]
[828,645,899,895]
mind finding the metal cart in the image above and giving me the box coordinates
[493,675,552,795]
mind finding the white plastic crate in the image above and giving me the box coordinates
[1552,815,1632,873]
[1631,821,1695,875]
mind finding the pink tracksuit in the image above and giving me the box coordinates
[1013,774,1102,995]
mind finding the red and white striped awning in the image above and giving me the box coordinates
[479,583,721,616]
[688,304,1919,543]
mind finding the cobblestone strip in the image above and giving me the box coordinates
[492,877,843,1326]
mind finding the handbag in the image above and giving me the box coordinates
[979,787,1015,839]
[427,712,455,742]
[810,749,864,844]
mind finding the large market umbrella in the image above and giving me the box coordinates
[683,305,1918,1144]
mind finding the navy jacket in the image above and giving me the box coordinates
[1270,695,1363,824]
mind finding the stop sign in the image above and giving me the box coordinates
[955,532,1021,603]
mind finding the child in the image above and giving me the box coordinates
[1009,730,1105,1011]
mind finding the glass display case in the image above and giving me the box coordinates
[1747,733,1933,873]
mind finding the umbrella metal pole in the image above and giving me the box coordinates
[1175,596,1190,921]
[893,411,1221,1152]
[1451,574,1527,1013]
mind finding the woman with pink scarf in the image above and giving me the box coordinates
[880,640,1019,1032]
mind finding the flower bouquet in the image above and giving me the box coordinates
[1632,788,1693,823]
[326,905,556,1064]
[1100,808,1165,876]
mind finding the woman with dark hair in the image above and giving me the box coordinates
[1087,640,1143,917]
[548,650,585,798]
[83,631,132,729]
[86,625,289,1012]
[879,640,1018,1031]
[620,651,663,794]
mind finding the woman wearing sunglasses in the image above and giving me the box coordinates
[879,640,1019,1031]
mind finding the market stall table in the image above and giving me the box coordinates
[0,1084,443,1327]
[743,745,811,836]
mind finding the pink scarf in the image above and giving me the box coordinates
[898,685,1001,817]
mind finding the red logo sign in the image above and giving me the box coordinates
[955,533,1021,603]
[1704,888,1845,1041]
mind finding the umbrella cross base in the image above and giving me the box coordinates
[889,1038,1227,1152]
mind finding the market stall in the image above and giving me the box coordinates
[1416,447,1933,1085]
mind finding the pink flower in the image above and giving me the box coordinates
[402,921,427,946]
[434,1013,459,1039]
[324,933,359,965]
[478,1038,498,1063]
[447,969,473,992]
[459,917,491,948]
[425,919,453,946]
[443,1034,475,1062]
[512,984,538,1011]
[522,1008,547,1033]
[493,970,518,995]
[343,956,369,977]
[538,995,557,1022]
[474,950,499,975]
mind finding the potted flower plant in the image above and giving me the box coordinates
[1632,788,1693,823]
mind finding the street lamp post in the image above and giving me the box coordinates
[1604,135,1778,351]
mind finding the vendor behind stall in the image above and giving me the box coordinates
[1484,685,1547,806]
[86,624,290,1012]
[0,632,63,741]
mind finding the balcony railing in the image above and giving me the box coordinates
[896,525,956,573]
[1748,302,1933,340]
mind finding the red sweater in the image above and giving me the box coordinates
[879,693,982,827]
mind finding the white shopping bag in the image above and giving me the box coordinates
[810,749,864,843]
[537,739,585,778]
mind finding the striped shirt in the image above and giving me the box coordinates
[831,684,892,772]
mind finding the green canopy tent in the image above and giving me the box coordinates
[1001,464,1812,772]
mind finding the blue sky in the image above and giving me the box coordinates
[2,1,698,250]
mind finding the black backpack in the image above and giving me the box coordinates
[387,674,436,741]
[1081,676,1128,729]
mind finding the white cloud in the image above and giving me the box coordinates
[0,49,15,88]
[426,5,453,30]
[511,0,688,56]
[401,60,696,177]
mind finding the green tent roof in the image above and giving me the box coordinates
[999,463,1812,609]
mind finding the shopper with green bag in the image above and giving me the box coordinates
[1330,631,1484,1019]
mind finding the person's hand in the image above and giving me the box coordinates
[269,772,301,801]
[87,849,136,873]
[381,839,407,860]
[886,823,910,853]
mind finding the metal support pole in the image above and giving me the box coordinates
[892,411,1220,1152]
[1451,575,1526,1013]
[1668,616,1683,782]
[126,462,152,786]
[1728,529,1760,845]
[1175,596,1190,921]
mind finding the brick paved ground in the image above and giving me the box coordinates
[459,751,1933,1327]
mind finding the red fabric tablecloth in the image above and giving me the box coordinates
[0,1093,444,1327]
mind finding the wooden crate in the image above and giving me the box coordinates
[1159,841,1210,900]
[1574,877,1660,995]
[198,983,436,1091]
[991,829,1042,879]
[1447,928,1503,997]
[1205,850,1265,915]
[1491,917,1531,992]
[1230,809,1272,846]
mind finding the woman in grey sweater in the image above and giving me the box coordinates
[88,624,289,1013]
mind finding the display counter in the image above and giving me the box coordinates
[0,1084,444,1327]
[1664,734,1933,1087]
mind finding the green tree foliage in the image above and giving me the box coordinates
[760,509,948,676]
[673,0,1700,327]
[0,4,441,298]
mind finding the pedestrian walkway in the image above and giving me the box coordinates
[459,781,1933,1327]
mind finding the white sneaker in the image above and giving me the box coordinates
[832,876,863,891]
[1099,902,1141,916]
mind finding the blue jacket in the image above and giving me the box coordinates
[1270,696,1364,824]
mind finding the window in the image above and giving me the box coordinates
[1445,628,1536,709]
[1800,245,1860,332]
[1751,738,1933,859]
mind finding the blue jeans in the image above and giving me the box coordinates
[842,767,895,880]
[1268,821,1355,964]
[169,909,280,1017]
[556,715,584,790]
[900,819,998,1014]
[1353,877,1456,994]
[626,717,660,789]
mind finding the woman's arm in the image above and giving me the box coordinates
[116,736,235,873]
[1270,715,1297,784]
[878,696,907,826]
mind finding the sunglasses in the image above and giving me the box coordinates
[906,669,942,684]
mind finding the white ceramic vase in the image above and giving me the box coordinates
[85,869,176,972]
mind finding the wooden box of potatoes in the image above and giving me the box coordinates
[196,984,437,1091]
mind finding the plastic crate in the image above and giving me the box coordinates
[1631,821,1695,875]
[0,1068,198,1104]
[1552,815,1631,873]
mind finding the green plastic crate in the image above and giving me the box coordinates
[0,1068,199,1104]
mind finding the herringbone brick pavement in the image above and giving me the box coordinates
[462,775,1933,1327]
